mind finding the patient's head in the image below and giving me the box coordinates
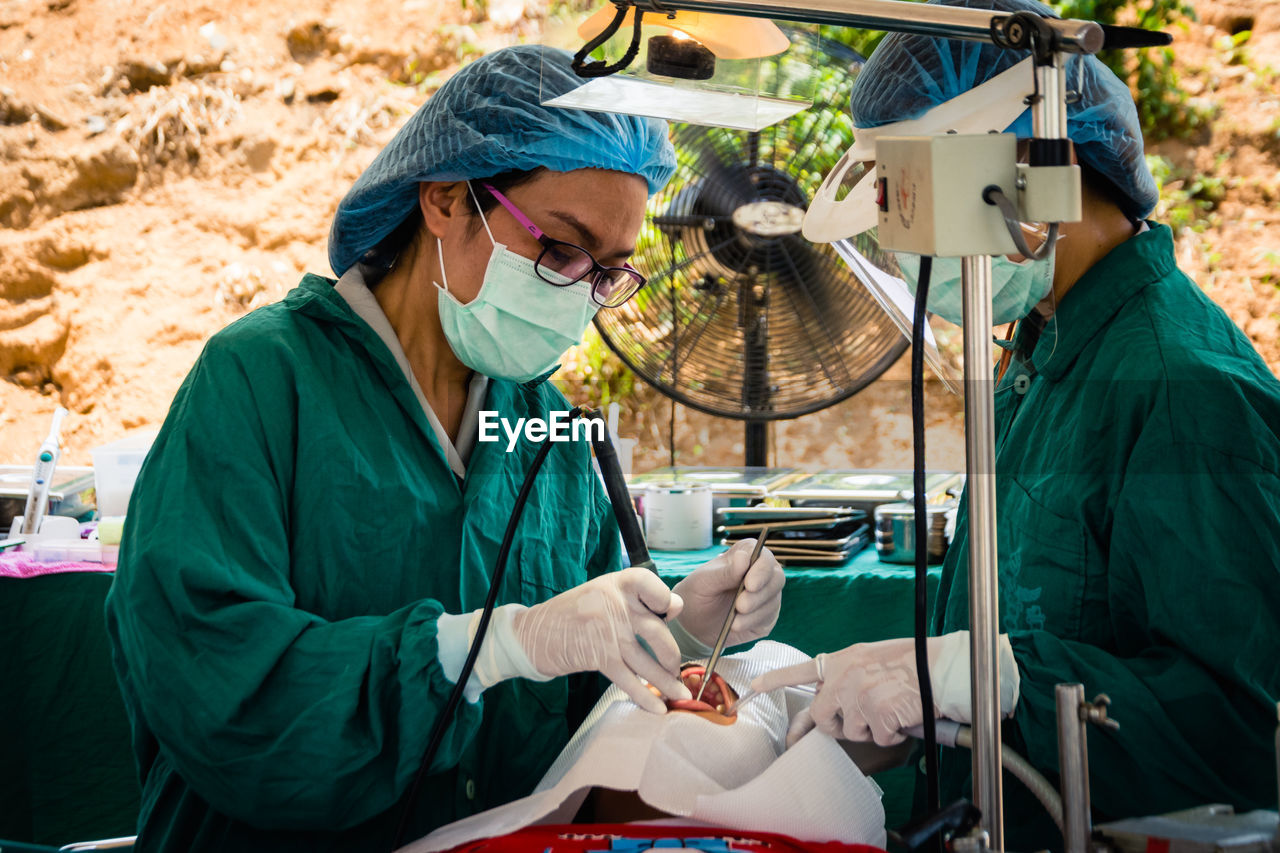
[404,643,888,853]
[585,663,757,822]
[539,645,806,826]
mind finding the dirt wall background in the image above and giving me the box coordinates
[1,0,1276,474]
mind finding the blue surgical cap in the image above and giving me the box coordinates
[328,45,676,276]
[849,0,1159,220]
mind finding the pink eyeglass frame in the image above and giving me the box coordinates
[480,182,647,305]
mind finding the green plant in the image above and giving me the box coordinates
[547,0,597,23]
[1048,0,1213,140]
[554,326,637,409]
[1261,250,1280,287]
[816,24,886,62]
[1147,153,1225,232]
[1215,29,1251,66]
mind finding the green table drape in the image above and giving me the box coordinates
[0,545,936,846]
[0,573,140,848]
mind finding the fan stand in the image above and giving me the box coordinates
[741,273,770,467]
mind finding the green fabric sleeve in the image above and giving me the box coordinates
[1008,438,1280,817]
[107,332,485,832]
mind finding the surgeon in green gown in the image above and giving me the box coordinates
[756,0,1280,847]
[104,46,785,852]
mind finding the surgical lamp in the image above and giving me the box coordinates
[556,3,1171,851]
[543,6,819,130]
[575,6,791,78]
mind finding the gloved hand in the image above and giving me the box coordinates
[670,539,785,655]
[751,631,1020,747]
[512,567,691,714]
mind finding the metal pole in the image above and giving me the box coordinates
[631,0,1104,53]
[745,422,768,466]
[1057,684,1092,853]
[1033,52,1069,141]
[962,254,1003,850]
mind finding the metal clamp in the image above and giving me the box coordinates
[1081,693,1121,732]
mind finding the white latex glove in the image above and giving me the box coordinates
[670,539,785,654]
[512,567,692,714]
[752,631,1020,747]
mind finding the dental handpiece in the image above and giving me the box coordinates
[20,407,68,536]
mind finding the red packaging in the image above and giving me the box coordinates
[441,823,887,852]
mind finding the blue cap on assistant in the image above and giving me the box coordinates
[848,0,1159,220]
[328,44,676,276]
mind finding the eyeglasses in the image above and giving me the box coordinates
[480,183,647,308]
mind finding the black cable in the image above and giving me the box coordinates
[391,408,581,849]
[572,3,645,79]
[910,257,941,837]
[587,411,657,573]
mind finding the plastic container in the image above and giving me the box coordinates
[0,465,97,530]
[643,482,713,551]
[31,538,106,563]
[91,432,157,518]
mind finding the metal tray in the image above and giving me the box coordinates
[627,466,804,498]
[0,465,97,529]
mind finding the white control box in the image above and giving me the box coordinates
[875,133,1020,257]
[1018,163,1082,223]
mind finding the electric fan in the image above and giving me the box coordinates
[593,35,909,465]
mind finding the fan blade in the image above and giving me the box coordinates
[769,238,866,388]
[683,132,754,214]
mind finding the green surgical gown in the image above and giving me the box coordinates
[104,274,622,851]
[930,224,1280,848]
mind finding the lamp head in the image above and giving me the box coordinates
[577,7,790,60]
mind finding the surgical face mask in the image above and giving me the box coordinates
[895,251,1055,327]
[434,188,599,383]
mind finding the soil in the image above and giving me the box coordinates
[1,0,1277,476]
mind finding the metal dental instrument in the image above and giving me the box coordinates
[695,527,770,703]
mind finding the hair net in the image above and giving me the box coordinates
[328,45,676,276]
[848,0,1158,219]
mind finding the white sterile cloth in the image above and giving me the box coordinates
[401,641,886,852]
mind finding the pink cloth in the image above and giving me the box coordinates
[0,554,115,578]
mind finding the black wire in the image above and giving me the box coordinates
[391,410,579,849]
[571,3,645,78]
[910,257,942,838]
